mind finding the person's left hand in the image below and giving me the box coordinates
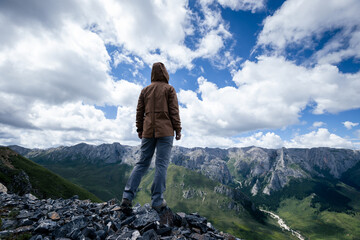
[138,132,142,139]
[175,132,181,140]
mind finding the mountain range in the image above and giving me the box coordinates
[9,143,360,195]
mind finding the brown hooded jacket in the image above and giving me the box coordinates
[136,62,181,138]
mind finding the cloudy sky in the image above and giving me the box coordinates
[0,0,359,149]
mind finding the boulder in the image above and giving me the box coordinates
[0,183,8,193]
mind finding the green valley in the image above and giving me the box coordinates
[276,194,360,240]
[250,179,360,240]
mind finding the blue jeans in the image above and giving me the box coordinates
[122,136,173,207]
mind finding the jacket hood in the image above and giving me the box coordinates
[151,62,169,83]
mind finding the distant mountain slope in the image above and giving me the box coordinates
[341,160,360,190]
[172,146,360,195]
[11,143,360,194]
[9,143,139,165]
[0,147,100,202]
[9,143,360,202]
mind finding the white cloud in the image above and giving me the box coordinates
[257,0,360,64]
[0,13,143,131]
[104,80,143,107]
[343,121,359,130]
[192,0,248,70]
[91,0,238,72]
[177,128,356,150]
[113,52,135,67]
[217,0,265,13]
[196,30,226,58]
[234,129,354,149]
[312,121,325,128]
[285,128,354,149]
[0,0,239,86]
[179,56,360,141]
[0,101,140,148]
[235,132,284,149]
[179,75,298,138]
[234,56,360,114]
[0,1,146,147]
[1,95,356,150]
[315,29,360,65]
[97,0,196,71]
[0,22,111,106]
[174,133,235,149]
[0,93,38,129]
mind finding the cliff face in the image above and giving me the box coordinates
[9,144,360,195]
[171,147,232,184]
[171,146,360,195]
[228,147,360,195]
[0,148,33,196]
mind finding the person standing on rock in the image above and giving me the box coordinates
[121,62,182,213]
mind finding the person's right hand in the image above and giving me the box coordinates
[175,132,181,140]
[138,132,142,139]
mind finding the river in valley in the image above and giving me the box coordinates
[260,209,305,240]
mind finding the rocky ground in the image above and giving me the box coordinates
[0,192,239,240]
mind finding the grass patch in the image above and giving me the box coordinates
[277,196,360,240]
[8,209,19,219]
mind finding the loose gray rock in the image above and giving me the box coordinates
[131,210,160,229]
[34,220,58,234]
[0,192,235,239]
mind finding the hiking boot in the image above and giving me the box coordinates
[152,199,167,212]
[120,198,133,215]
